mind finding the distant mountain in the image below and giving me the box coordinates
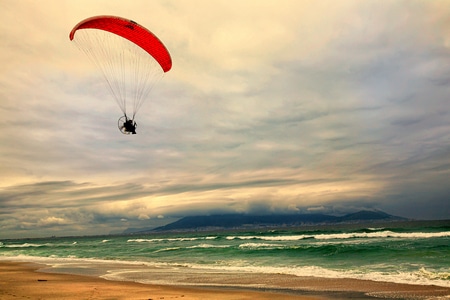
[147,210,405,232]
[338,210,395,221]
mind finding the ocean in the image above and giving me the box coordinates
[1,220,449,290]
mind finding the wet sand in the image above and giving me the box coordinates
[1,261,449,299]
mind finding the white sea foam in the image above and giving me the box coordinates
[187,244,230,249]
[5,243,46,248]
[127,237,208,243]
[2,242,80,248]
[226,231,450,242]
[153,247,181,253]
[100,261,450,288]
[126,231,449,244]
[367,227,385,231]
[316,231,450,239]
[163,262,450,288]
[238,243,283,249]
[1,254,449,288]
[227,235,311,241]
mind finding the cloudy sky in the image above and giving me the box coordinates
[1,0,449,239]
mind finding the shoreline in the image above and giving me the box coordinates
[1,261,449,299]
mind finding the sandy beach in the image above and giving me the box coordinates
[1,262,449,299]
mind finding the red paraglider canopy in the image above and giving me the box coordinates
[69,15,172,72]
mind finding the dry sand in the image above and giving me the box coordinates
[0,261,449,299]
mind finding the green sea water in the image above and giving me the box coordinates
[1,220,449,288]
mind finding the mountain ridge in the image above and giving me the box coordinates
[125,210,406,234]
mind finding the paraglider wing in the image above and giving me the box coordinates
[69,15,172,128]
[70,15,172,72]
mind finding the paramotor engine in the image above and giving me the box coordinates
[69,15,172,134]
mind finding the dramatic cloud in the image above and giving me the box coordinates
[0,0,449,238]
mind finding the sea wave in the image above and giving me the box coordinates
[226,235,311,241]
[418,268,450,281]
[238,243,284,249]
[0,242,79,248]
[367,227,385,231]
[187,244,230,249]
[127,236,218,243]
[2,254,449,288]
[153,247,182,253]
[101,261,450,288]
[3,243,48,248]
[128,238,197,243]
[226,231,450,241]
[167,262,450,288]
